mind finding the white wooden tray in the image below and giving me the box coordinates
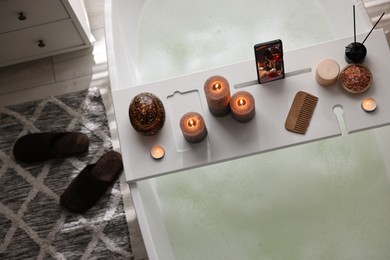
[112,29,390,182]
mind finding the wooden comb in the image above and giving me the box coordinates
[285,91,318,134]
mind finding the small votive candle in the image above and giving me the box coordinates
[180,112,207,143]
[204,75,231,117]
[230,91,256,123]
[150,145,165,160]
[361,97,377,112]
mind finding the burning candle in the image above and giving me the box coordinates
[361,97,377,112]
[150,145,165,160]
[180,112,207,143]
[204,75,231,116]
[230,91,256,123]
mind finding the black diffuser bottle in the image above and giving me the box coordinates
[344,5,385,64]
[345,42,367,63]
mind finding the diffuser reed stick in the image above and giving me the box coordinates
[353,5,356,44]
[362,12,385,45]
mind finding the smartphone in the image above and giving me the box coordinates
[254,39,285,84]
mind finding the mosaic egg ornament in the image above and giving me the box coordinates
[129,92,165,136]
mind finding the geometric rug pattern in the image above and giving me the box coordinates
[0,88,133,259]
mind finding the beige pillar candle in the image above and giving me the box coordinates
[315,59,340,86]
[230,91,256,123]
[204,75,231,116]
[180,112,207,143]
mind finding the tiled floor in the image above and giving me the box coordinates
[0,0,389,259]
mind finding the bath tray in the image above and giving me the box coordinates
[112,29,390,182]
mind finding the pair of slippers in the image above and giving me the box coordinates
[13,132,123,213]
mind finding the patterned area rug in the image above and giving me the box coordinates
[0,88,133,259]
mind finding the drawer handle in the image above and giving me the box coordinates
[38,40,46,48]
[18,12,27,21]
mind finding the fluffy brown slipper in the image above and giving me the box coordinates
[13,132,89,163]
[60,151,123,213]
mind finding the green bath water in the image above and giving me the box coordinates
[154,131,390,259]
[136,0,333,83]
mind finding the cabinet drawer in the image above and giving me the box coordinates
[0,20,85,63]
[0,0,69,34]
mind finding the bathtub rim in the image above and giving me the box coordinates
[104,1,175,259]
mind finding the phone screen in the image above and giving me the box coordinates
[254,39,285,84]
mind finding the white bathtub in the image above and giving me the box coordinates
[104,1,390,259]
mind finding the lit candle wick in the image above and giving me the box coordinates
[187,118,197,127]
[237,98,247,107]
[212,81,222,91]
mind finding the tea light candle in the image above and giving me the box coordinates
[361,97,377,112]
[150,145,165,160]
[180,112,207,143]
[230,91,256,123]
[204,75,231,117]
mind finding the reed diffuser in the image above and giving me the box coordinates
[345,5,385,63]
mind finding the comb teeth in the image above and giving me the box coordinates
[285,91,318,134]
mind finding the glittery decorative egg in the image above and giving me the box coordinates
[129,92,165,136]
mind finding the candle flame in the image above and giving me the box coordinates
[212,81,222,91]
[237,97,247,107]
[187,118,197,127]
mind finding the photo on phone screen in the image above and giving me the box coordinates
[254,39,285,84]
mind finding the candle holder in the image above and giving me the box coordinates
[230,91,256,123]
[129,92,165,136]
[204,75,231,117]
[180,112,207,143]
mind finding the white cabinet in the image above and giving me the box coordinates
[0,0,93,67]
